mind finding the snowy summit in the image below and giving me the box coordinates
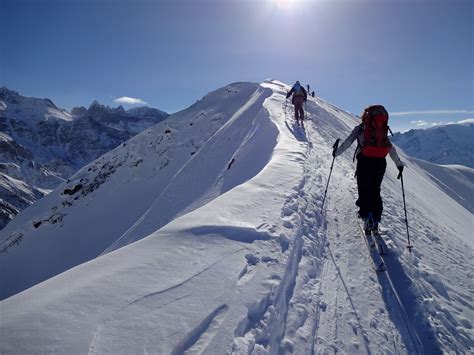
[0,80,472,354]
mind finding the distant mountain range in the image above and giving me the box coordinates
[392,121,474,168]
[0,87,168,229]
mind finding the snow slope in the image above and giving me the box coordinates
[1,80,472,354]
[410,158,474,213]
[392,122,474,168]
[0,82,271,299]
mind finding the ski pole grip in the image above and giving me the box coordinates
[332,139,340,158]
[397,165,404,180]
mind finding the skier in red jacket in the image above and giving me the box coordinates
[333,105,404,231]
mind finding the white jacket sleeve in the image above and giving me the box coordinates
[389,144,404,168]
[334,125,360,157]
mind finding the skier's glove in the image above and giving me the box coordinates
[397,165,404,179]
[332,139,340,157]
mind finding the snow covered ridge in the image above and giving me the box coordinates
[392,122,474,168]
[1,80,473,354]
[0,87,168,230]
[0,81,268,298]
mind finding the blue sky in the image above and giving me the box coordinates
[1,0,472,132]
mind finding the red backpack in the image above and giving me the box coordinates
[359,105,392,158]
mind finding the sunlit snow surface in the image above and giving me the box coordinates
[1,80,472,354]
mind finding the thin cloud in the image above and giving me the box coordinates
[458,118,474,124]
[114,96,148,105]
[391,110,474,116]
[410,120,428,126]
[428,119,473,127]
[409,119,474,128]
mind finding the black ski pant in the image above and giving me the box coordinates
[355,155,387,222]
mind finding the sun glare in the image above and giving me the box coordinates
[276,0,294,9]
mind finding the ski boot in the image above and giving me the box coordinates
[363,213,377,236]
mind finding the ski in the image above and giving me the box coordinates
[372,230,387,255]
[357,221,386,272]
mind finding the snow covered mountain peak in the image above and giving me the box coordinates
[0,86,20,101]
[70,105,87,116]
[0,87,169,230]
[125,105,168,119]
[392,121,474,168]
[1,80,472,354]
[0,86,70,123]
[88,99,101,107]
[86,99,125,116]
[74,99,168,124]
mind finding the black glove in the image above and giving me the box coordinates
[397,165,404,179]
[332,139,340,157]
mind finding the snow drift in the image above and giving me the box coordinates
[0,80,472,354]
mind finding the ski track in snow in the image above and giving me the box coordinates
[230,91,466,354]
[292,96,469,354]
[312,115,419,354]
[229,92,387,354]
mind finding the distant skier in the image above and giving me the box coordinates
[286,81,307,126]
[311,91,315,98]
[332,105,404,232]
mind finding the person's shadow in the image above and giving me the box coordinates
[285,120,307,142]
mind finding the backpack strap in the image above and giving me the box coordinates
[353,124,364,162]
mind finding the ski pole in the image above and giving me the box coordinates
[399,173,413,252]
[321,139,340,212]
